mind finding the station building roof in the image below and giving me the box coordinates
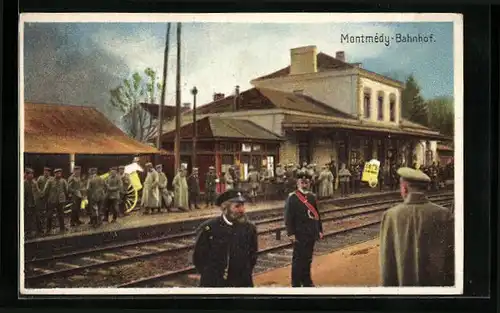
[24,102,158,154]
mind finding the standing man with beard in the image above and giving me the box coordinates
[193,189,258,287]
[284,170,324,287]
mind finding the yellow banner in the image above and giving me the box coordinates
[361,159,381,188]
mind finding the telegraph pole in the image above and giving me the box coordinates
[157,22,171,156]
[174,22,182,172]
[191,86,198,169]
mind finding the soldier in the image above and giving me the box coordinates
[389,163,398,191]
[42,168,68,233]
[156,164,173,212]
[259,165,269,200]
[247,165,260,204]
[193,189,258,287]
[104,167,123,222]
[24,167,43,237]
[205,166,218,208]
[378,162,385,191]
[188,168,201,210]
[275,163,286,200]
[284,170,323,287]
[329,160,338,193]
[224,167,235,190]
[380,167,454,286]
[429,162,439,191]
[173,167,189,212]
[35,167,52,227]
[117,165,130,216]
[141,162,160,215]
[68,165,84,226]
[338,163,351,197]
[86,168,103,227]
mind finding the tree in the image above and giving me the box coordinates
[426,96,454,137]
[110,68,162,142]
[401,75,429,126]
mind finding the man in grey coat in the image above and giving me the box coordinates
[379,167,454,286]
[104,167,123,222]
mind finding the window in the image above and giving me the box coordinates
[425,150,433,166]
[242,143,252,152]
[389,95,396,122]
[363,92,371,119]
[252,144,261,152]
[378,94,384,121]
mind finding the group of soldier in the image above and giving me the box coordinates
[23,165,131,237]
[192,164,454,287]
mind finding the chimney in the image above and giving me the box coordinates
[213,93,225,101]
[335,51,346,62]
[233,86,240,111]
[290,45,317,75]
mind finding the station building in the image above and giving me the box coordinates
[154,45,451,183]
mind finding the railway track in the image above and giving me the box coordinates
[24,192,453,288]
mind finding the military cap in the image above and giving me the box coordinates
[110,166,117,171]
[25,167,34,174]
[249,165,254,170]
[89,167,97,172]
[215,189,247,206]
[209,166,215,169]
[193,167,199,171]
[43,166,51,171]
[73,166,81,170]
[118,165,125,170]
[155,164,163,170]
[54,168,62,173]
[296,170,312,180]
[397,167,431,183]
[145,162,153,167]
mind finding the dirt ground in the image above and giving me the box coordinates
[254,238,381,287]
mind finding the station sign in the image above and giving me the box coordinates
[362,159,381,188]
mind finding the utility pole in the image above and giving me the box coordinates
[157,22,171,157]
[174,22,182,172]
[191,86,198,169]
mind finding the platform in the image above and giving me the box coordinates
[254,238,381,287]
[24,190,399,260]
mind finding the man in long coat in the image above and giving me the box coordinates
[141,162,160,215]
[204,166,218,208]
[275,163,286,200]
[104,166,123,222]
[379,167,454,286]
[24,167,43,237]
[118,165,131,216]
[86,167,104,227]
[173,167,189,212]
[188,168,201,210]
[193,189,258,287]
[318,165,334,200]
[247,165,260,204]
[68,165,84,226]
[42,168,68,233]
[284,170,323,287]
[224,167,235,190]
[156,164,173,212]
[35,166,52,228]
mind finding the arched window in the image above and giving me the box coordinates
[389,93,396,122]
[377,91,385,121]
[363,87,371,119]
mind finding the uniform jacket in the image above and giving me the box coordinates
[318,170,334,198]
[141,170,160,208]
[43,177,69,204]
[338,168,351,182]
[193,215,258,287]
[284,190,323,241]
[275,167,286,183]
[247,170,260,189]
[205,172,217,192]
[105,174,123,200]
[224,171,234,190]
[173,173,189,208]
[87,175,105,202]
[379,192,454,286]
[68,174,83,199]
[36,175,50,200]
[120,173,131,194]
[24,179,38,207]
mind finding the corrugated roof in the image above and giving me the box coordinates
[160,116,282,141]
[24,103,158,154]
[281,114,449,141]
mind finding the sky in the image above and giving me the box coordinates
[22,21,454,124]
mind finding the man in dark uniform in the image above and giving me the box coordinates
[193,189,258,287]
[86,168,103,227]
[204,166,217,208]
[35,166,52,229]
[24,167,43,237]
[284,170,324,287]
[68,165,84,226]
[380,167,454,286]
[118,165,130,216]
[188,168,201,210]
[42,168,68,233]
[104,167,123,222]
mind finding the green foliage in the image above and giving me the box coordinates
[110,68,163,142]
[426,96,454,136]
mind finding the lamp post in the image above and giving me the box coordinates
[191,86,198,169]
